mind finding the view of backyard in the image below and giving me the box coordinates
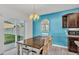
[4,21,24,44]
[4,34,23,44]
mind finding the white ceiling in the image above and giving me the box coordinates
[0,4,79,16]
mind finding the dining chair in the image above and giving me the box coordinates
[31,47,41,55]
[42,39,49,55]
[22,48,29,55]
[22,45,32,55]
[22,46,41,55]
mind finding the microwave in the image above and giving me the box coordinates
[68,31,79,35]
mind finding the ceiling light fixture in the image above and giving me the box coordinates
[29,4,40,21]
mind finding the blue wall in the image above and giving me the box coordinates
[33,8,79,47]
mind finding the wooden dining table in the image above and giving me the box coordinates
[17,36,52,55]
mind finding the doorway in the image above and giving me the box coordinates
[4,18,25,51]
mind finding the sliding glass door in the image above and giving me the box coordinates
[4,18,25,51]
[15,20,25,42]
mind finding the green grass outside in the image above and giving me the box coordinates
[4,34,23,44]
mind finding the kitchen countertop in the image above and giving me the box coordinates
[68,35,79,38]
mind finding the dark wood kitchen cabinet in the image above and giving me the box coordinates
[62,16,67,28]
[68,37,79,53]
[67,13,79,28]
[62,13,79,28]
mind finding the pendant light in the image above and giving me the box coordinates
[29,4,39,21]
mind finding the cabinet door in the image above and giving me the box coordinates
[68,37,78,53]
[62,16,67,28]
[77,13,79,28]
[67,14,77,28]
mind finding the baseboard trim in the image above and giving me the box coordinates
[52,44,68,48]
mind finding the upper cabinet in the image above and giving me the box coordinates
[62,13,79,28]
[62,15,67,28]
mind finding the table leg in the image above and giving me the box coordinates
[17,44,20,55]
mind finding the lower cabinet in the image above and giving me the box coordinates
[68,37,79,53]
